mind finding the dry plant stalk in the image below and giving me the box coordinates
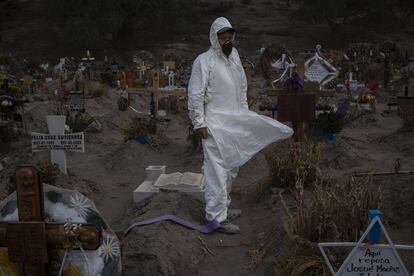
[276,173,384,275]
[247,226,282,270]
[197,236,214,256]
[40,161,58,185]
[264,140,322,191]
[123,116,157,141]
[286,175,383,243]
[86,81,110,98]
[274,255,331,276]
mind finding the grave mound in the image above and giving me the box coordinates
[123,191,206,276]
[383,127,414,157]
[321,138,372,169]
[0,185,122,276]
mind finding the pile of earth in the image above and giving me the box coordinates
[122,192,207,276]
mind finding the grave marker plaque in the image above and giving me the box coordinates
[31,116,85,174]
[69,91,85,112]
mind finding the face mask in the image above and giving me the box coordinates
[221,40,233,57]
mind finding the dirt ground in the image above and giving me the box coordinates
[1,1,414,275]
[1,76,414,275]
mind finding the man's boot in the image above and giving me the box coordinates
[218,220,240,234]
[227,209,242,222]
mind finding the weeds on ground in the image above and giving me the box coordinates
[53,104,97,133]
[123,116,157,141]
[255,140,384,275]
[118,97,128,111]
[39,161,58,185]
[274,173,383,275]
[86,81,109,97]
[0,122,16,143]
[66,112,97,133]
[262,140,321,193]
[285,175,383,243]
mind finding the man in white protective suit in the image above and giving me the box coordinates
[188,17,293,234]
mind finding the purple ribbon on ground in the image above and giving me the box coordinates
[124,215,221,236]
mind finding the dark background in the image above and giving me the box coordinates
[1,0,414,62]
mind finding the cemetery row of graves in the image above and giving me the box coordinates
[1,40,413,144]
[0,39,413,275]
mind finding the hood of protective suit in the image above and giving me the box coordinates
[209,17,234,50]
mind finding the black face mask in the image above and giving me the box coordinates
[221,40,233,57]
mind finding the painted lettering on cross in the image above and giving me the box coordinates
[343,247,403,276]
[31,132,85,153]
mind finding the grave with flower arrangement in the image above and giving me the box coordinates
[0,167,122,276]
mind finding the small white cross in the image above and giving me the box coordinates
[168,71,175,87]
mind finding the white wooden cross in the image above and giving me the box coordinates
[305,45,338,90]
[168,71,176,88]
[348,72,365,92]
[270,53,296,88]
[31,115,85,174]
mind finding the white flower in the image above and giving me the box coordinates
[65,124,71,133]
[64,219,82,235]
[99,236,120,264]
[45,200,85,223]
[69,194,92,219]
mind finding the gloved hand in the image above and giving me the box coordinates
[196,127,208,139]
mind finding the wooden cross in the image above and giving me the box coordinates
[81,50,95,80]
[136,62,151,80]
[126,70,186,118]
[277,93,316,142]
[0,167,101,276]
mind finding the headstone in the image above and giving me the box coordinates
[304,45,338,90]
[69,91,85,112]
[133,166,205,203]
[31,116,85,174]
[319,213,414,276]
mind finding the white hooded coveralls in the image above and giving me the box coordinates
[188,17,293,223]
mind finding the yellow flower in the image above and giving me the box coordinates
[0,249,18,276]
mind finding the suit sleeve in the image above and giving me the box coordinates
[240,63,249,110]
[188,56,208,129]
